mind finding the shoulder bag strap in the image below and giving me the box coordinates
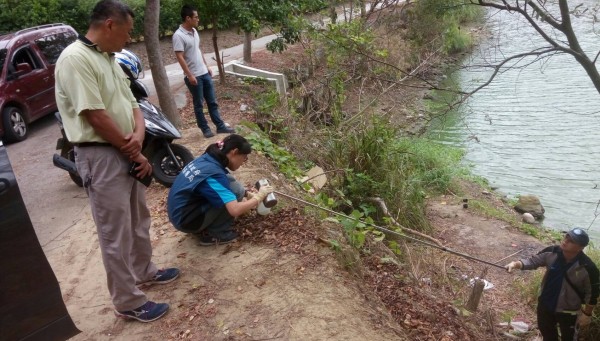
[564,265,585,302]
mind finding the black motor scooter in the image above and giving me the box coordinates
[53,78,194,188]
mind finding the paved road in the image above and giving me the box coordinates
[6,114,89,248]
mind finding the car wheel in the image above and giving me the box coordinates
[2,107,28,142]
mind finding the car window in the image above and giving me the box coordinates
[0,48,6,75]
[10,46,42,74]
[35,31,77,65]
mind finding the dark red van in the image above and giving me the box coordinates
[0,24,77,143]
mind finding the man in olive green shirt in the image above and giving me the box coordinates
[55,0,179,323]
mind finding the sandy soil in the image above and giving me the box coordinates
[11,123,547,340]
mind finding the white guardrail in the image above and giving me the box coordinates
[223,61,288,97]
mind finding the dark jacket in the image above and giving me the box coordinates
[520,245,600,312]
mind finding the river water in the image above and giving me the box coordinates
[428,5,600,241]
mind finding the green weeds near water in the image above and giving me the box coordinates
[405,0,482,54]
[324,117,464,232]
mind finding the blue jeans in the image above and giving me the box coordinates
[184,73,226,132]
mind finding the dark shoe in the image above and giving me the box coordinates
[202,129,215,138]
[198,230,238,246]
[139,268,180,286]
[216,126,235,134]
[115,301,169,323]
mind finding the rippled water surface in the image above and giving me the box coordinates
[428,6,600,240]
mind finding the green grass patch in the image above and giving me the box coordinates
[242,122,307,180]
[467,199,562,242]
[405,0,483,54]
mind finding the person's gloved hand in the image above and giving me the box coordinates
[505,261,521,273]
[577,310,592,327]
[252,185,274,204]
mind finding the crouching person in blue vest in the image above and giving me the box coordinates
[167,134,273,245]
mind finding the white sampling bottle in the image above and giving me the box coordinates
[255,179,277,215]
[256,201,271,215]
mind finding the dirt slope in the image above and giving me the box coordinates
[49,129,403,340]
[20,124,548,340]
[427,189,545,332]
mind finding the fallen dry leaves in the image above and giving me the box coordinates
[236,207,323,266]
[235,207,490,340]
[362,255,482,341]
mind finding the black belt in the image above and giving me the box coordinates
[73,142,112,147]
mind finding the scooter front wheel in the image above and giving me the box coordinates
[150,143,194,187]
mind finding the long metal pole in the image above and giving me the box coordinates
[274,191,506,270]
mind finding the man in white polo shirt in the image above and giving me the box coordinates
[173,4,235,138]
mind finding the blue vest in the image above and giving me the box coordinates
[167,153,228,228]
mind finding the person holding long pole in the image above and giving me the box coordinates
[505,228,599,340]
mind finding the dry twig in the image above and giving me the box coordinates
[368,197,445,247]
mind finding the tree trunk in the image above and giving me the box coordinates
[557,0,600,95]
[329,0,337,24]
[475,0,600,96]
[143,0,181,127]
[212,21,226,84]
[359,0,366,18]
[243,30,252,63]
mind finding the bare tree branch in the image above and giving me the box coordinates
[463,47,560,99]
[472,0,600,95]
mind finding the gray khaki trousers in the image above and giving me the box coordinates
[75,145,157,311]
